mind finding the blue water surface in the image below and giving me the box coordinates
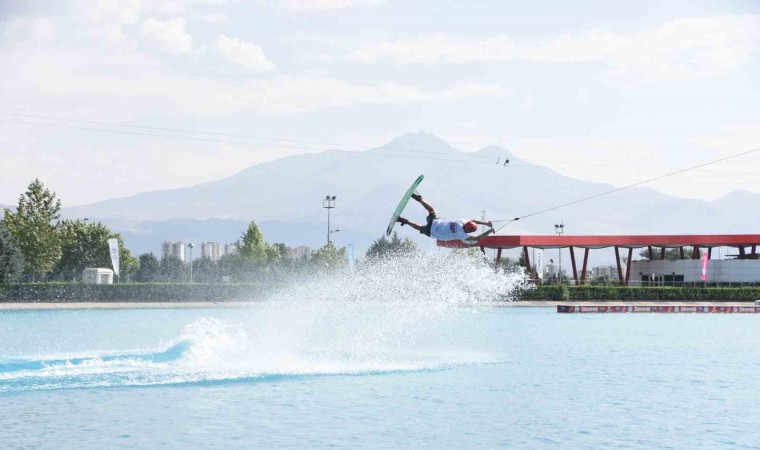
[1,305,759,449]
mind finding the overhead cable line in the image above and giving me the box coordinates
[0,118,501,166]
[8,111,748,170]
[0,112,499,161]
[491,145,760,233]
[6,112,756,226]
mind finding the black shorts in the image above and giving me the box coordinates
[421,212,439,237]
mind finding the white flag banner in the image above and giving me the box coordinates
[108,238,120,276]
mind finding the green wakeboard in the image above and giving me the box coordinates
[386,174,425,236]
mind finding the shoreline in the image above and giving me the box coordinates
[0,301,260,310]
[0,300,757,310]
[512,300,758,307]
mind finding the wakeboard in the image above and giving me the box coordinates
[386,174,424,236]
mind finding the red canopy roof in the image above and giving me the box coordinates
[438,234,760,250]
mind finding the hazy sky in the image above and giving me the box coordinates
[1,0,759,206]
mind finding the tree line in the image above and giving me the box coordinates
[130,223,351,283]
[133,227,419,283]
[1,179,137,282]
[1,179,421,284]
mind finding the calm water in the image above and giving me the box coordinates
[1,304,759,449]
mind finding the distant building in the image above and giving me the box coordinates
[201,242,221,261]
[161,241,186,262]
[286,246,312,260]
[545,263,566,279]
[224,243,239,256]
[591,266,616,278]
[632,259,760,285]
[545,263,556,277]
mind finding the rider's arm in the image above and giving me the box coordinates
[472,220,493,228]
[465,228,495,243]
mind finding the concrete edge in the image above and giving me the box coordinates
[1,300,757,310]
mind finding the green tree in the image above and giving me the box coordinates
[235,220,285,281]
[219,253,241,281]
[238,221,267,262]
[53,219,111,281]
[309,241,347,271]
[272,243,287,258]
[266,242,285,264]
[276,244,303,274]
[495,256,518,272]
[366,232,417,260]
[159,255,188,282]
[218,252,260,282]
[0,221,24,283]
[118,241,139,282]
[134,253,160,282]
[3,179,62,280]
[638,247,702,260]
[52,220,138,282]
[192,256,219,283]
[518,248,528,269]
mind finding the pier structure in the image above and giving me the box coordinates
[439,234,760,286]
[557,304,760,314]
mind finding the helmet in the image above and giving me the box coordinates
[463,221,478,233]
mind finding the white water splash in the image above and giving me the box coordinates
[0,251,529,391]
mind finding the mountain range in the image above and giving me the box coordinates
[52,132,759,260]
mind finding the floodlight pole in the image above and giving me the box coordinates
[554,222,565,284]
[323,195,336,246]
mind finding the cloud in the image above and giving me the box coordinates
[139,17,195,55]
[344,14,760,82]
[349,34,516,64]
[216,35,275,71]
[215,78,511,113]
[195,13,229,23]
[272,0,386,11]
[1,42,510,116]
[1,17,57,42]
[76,0,143,26]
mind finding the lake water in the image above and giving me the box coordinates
[1,255,759,449]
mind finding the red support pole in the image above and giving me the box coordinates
[692,246,699,260]
[660,247,666,260]
[648,246,653,260]
[739,247,746,259]
[495,248,502,265]
[680,247,685,259]
[523,246,531,278]
[708,247,712,259]
[625,248,633,286]
[615,246,624,285]
[580,248,589,285]
[753,245,757,257]
[569,247,578,284]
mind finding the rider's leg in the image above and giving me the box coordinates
[412,193,436,215]
[397,217,423,232]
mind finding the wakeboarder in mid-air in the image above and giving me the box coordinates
[397,192,495,243]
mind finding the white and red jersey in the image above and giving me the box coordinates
[430,218,471,242]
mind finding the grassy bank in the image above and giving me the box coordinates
[0,283,267,302]
[520,285,760,302]
[1,283,759,303]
